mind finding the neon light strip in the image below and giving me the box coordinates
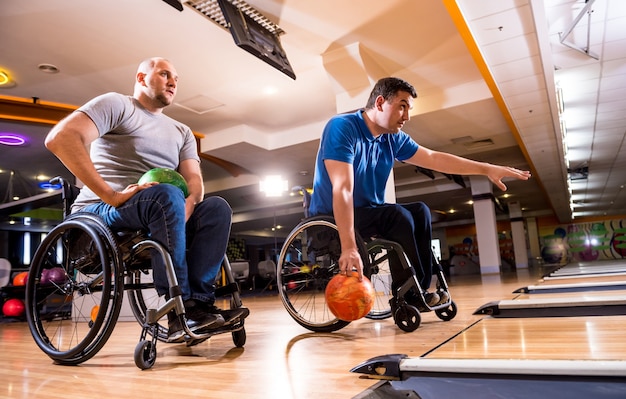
[0,133,27,146]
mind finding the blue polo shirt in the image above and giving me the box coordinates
[309,110,419,216]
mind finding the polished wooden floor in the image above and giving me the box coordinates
[2,263,625,399]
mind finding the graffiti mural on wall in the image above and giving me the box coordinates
[539,219,626,264]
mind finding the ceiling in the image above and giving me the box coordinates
[1,0,625,245]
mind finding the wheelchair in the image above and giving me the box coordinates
[24,177,247,369]
[276,188,457,333]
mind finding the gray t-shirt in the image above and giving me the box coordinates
[71,92,200,211]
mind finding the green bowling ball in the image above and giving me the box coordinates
[138,168,189,197]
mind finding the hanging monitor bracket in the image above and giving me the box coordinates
[558,0,599,60]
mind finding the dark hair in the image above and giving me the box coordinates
[365,77,417,109]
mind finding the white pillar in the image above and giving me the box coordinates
[470,176,500,274]
[526,217,541,265]
[508,201,528,269]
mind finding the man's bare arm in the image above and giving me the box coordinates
[406,146,531,190]
[325,159,364,279]
[178,158,204,221]
[45,111,146,207]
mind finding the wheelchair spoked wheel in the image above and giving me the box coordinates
[277,218,349,332]
[364,241,393,320]
[277,217,373,332]
[126,266,169,342]
[25,213,124,365]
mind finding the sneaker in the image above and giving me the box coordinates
[167,314,187,343]
[185,299,225,329]
[424,291,440,307]
[200,303,250,326]
[404,291,439,310]
[437,291,450,305]
[167,300,225,342]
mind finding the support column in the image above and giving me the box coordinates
[470,176,500,274]
[508,201,528,269]
[526,217,541,265]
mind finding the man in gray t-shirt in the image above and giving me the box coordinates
[45,57,248,341]
[70,90,199,212]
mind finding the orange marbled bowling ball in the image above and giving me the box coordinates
[325,272,375,321]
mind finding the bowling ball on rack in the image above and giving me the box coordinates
[325,272,375,321]
[12,271,28,286]
[41,267,66,285]
[138,168,189,197]
[2,298,25,317]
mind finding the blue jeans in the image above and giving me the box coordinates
[354,202,433,290]
[82,184,232,303]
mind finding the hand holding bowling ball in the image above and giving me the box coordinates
[138,168,189,197]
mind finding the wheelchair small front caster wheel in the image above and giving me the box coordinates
[394,304,421,332]
[134,340,156,370]
[232,327,246,347]
[435,300,458,321]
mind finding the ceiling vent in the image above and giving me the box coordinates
[184,0,284,35]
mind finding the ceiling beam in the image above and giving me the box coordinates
[0,95,76,125]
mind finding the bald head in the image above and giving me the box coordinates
[137,57,168,75]
[133,57,178,113]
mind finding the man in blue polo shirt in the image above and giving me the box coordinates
[309,77,531,307]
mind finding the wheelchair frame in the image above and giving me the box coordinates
[276,188,457,333]
[24,177,246,369]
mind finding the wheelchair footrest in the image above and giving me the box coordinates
[183,321,245,347]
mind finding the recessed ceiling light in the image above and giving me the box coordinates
[0,70,16,88]
[0,71,10,85]
[38,63,60,73]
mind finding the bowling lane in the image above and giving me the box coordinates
[475,260,626,317]
[543,259,626,281]
[423,315,626,360]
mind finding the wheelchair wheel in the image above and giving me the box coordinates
[364,241,393,320]
[435,300,458,321]
[126,266,168,342]
[394,304,421,332]
[277,217,369,332]
[232,327,246,347]
[25,213,124,365]
[134,340,157,370]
